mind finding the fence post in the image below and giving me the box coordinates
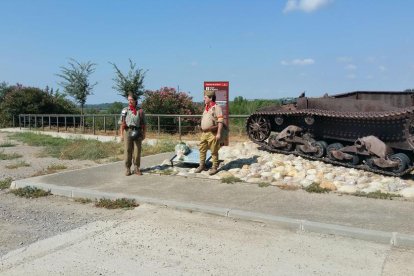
[56,115,59,132]
[73,116,76,133]
[19,115,22,129]
[114,115,118,136]
[157,116,160,137]
[23,115,26,128]
[28,115,31,130]
[13,116,15,127]
[49,116,51,130]
[178,116,182,141]
[93,115,95,135]
[42,116,44,130]
[103,116,106,133]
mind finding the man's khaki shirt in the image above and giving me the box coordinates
[201,104,223,131]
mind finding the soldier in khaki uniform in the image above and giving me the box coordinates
[195,90,224,175]
[119,93,146,176]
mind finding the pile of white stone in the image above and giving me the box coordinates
[157,141,414,198]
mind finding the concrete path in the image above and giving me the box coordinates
[11,152,414,248]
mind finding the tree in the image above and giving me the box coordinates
[57,58,97,114]
[110,59,147,100]
[142,87,202,133]
[0,84,77,127]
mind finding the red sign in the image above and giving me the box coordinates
[204,81,229,146]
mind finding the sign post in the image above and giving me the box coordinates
[204,81,229,146]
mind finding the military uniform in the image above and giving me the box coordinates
[120,106,146,175]
[197,91,224,174]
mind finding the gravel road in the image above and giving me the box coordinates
[0,131,124,255]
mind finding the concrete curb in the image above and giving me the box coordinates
[10,180,414,249]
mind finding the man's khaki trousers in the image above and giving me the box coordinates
[124,130,142,169]
[199,131,220,168]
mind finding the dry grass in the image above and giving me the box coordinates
[5,161,31,169]
[10,186,52,198]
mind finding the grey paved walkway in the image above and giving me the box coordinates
[11,152,414,248]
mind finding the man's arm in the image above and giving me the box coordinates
[215,122,223,141]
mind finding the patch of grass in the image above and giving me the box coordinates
[0,178,13,190]
[10,186,52,198]
[221,176,242,184]
[46,164,67,172]
[0,150,22,160]
[156,169,173,175]
[142,140,176,156]
[305,182,330,193]
[258,182,270,188]
[5,160,31,169]
[95,198,139,209]
[60,140,122,160]
[354,190,401,200]
[0,141,16,147]
[74,197,93,204]
[9,132,122,161]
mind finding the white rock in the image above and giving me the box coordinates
[300,179,313,187]
[338,185,358,194]
[399,187,414,198]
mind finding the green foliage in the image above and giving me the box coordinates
[0,150,22,160]
[111,59,147,100]
[230,96,281,115]
[258,182,270,188]
[106,102,125,115]
[10,186,52,198]
[95,198,139,209]
[57,58,97,114]
[74,197,93,204]
[9,132,122,160]
[221,176,242,184]
[354,190,401,200]
[0,84,77,127]
[305,183,330,193]
[142,87,202,133]
[5,161,30,169]
[0,177,13,190]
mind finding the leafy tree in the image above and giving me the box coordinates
[106,102,125,115]
[142,87,202,133]
[110,59,147,100]
[0,84,77,127]
[57,58,97,114]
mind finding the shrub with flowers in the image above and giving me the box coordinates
[142,87,202,134]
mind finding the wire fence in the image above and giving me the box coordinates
[18,114,250,140]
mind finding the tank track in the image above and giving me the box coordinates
[246,107,414,177]
[254,140,413,177]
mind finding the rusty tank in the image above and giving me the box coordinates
[245,91,414,176]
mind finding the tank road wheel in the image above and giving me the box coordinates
[327,143,344,161]
[390,153,410,174]
[246,115,271,143]
[346,154,360,166]
[311,141,327,158]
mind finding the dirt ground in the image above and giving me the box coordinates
[0,131,125,256]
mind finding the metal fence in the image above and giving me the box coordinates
[18,114,249,139]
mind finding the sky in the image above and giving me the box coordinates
[1,0,414,104]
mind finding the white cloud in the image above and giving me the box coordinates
[379,65,387,72]
[281,58,315,66]
[346,73,356,79]
[345,64,357,70]
[283,0,333,13]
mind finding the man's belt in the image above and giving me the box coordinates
[125,126,139,130]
